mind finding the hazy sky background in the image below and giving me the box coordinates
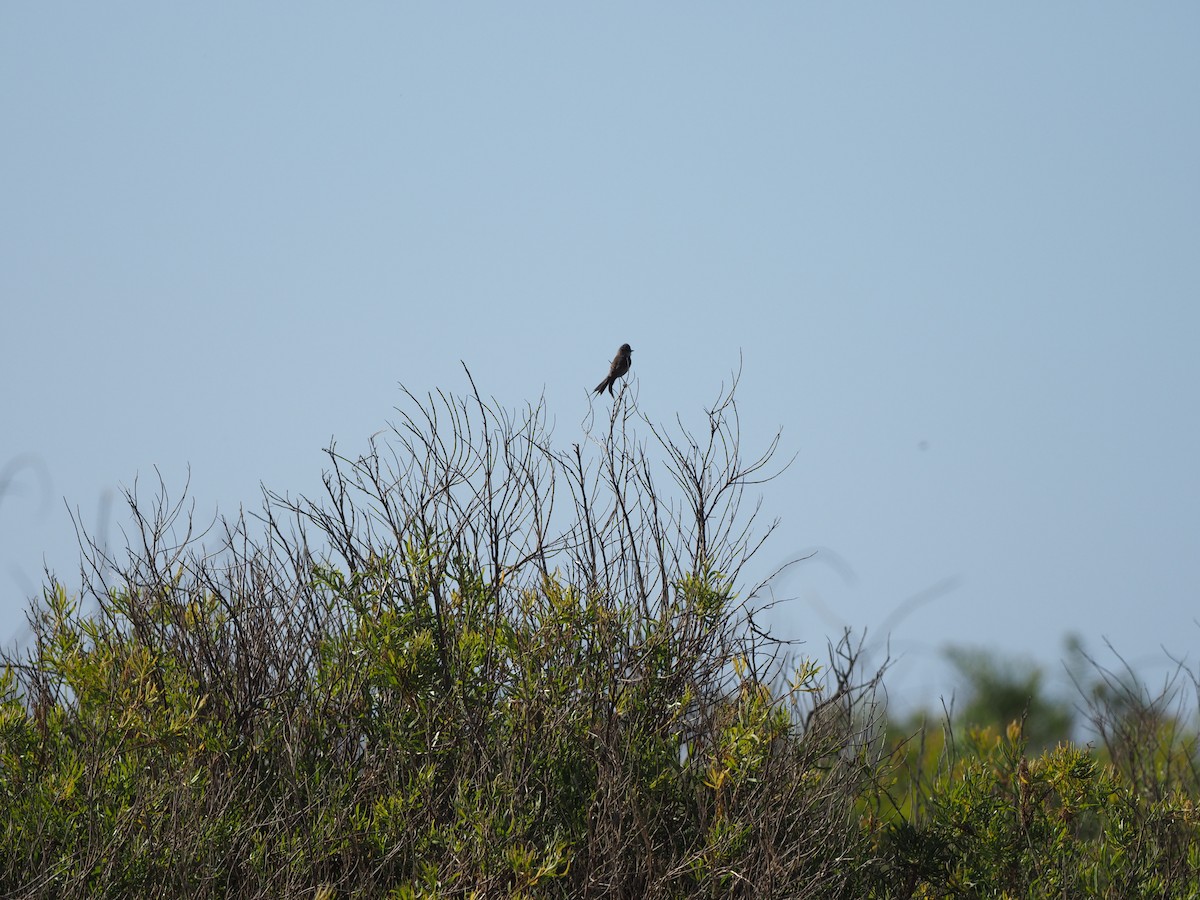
[3,5,1198,708]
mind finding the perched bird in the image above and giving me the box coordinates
[593,343,633,396]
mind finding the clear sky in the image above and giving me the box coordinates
[3,5,1198,707]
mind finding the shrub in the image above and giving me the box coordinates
[1,375,883,898]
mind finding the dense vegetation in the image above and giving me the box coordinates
[2,378,1198,897]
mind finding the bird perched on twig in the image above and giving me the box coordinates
[593,343,633,396]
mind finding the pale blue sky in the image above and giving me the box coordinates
[3,5,1198,705]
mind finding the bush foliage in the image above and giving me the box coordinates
[2,377,1198,898]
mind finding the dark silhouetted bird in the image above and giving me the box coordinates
[593,343,633,396]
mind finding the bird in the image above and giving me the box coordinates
[593,343,633,396]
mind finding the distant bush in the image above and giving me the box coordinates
[873,643,1200,898]
[870,720,1200,898]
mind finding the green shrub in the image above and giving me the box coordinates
[1,379,881,898]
